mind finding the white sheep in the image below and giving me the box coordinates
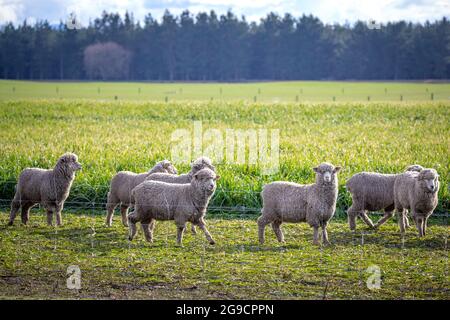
[345,165,424,230]
[128,168,220,246]
[394,168,439,237]
[106,160,177,227]
[258,163,341,245]
[145,156,216,234]
[8,153,82,226]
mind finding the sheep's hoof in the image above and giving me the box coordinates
[323,240,331,246]
[313,241,321,246]
[128,236,134,241]
[209,240,215,245]
[7,221,13,226]
[122,222,129,227]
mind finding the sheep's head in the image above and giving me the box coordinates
[417,169,439,193]
[161,160,178,174]
[405,164,423,172]
[56,153,82,173]
[190,156,215,175]
[313,163,341,185]
[192,168,220,195]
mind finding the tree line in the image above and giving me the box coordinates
[0,10,449,81]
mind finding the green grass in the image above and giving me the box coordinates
[1,80,450,102]
[0,81,448,299]
[0,212,448,299]
[0,99,448,213]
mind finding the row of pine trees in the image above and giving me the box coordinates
[0,10,449,80]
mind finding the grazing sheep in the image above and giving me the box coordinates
[258,163,341,245]
[394,168,439,237]
[145,156,216,234]
[8,153,82,226]
[128,168,219,246]
[106,160,177,227]
[346,165,424,230]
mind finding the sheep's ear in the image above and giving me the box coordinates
[193,172,199,179]
[333,166,341,173]
[215,175,220,180]
[313,167,318,173]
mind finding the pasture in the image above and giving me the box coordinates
[1,80,450,102]
[0,80,448,299]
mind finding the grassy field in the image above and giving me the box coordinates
[1,80,450,102]
[0,80,448,299]
[0,212,448,299]
[0,99,448,213]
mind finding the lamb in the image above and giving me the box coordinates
[145,156,216,234]
[345,164,424,230]
[258,163,341,245]
[8,153,82,226]
[128,168,220,246]
[394,168,439,237]
[106,160,178,227]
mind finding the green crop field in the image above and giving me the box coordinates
[0,80,448,299]
[1,79,450,102]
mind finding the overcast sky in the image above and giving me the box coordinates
[0,0,449,26]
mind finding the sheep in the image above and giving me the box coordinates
[8,153,82,226]
[128,168,220,246]
[346,164,424,230]
[394,168,439,237]
[106,160,178,227]
[145,156,216,234]
[258,163,341,245]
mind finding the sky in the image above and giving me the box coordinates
[0,0,449,26]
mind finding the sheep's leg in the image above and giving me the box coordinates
[347,207,358,231]
[422,215,430,236]
[373,210,394,229]
[105,192,120,227]
[197,218,215,245]
[127,213,138,241]
[176,223,187,246]
[8,198,20,226]
[359,211,375,228]
[141,222,153,243]
[182,223,197,235]
[120,205,129,227]
[322,224,330,245]
[20,202,33,225]
[190,224,197,235]
[312,226,321,245]
[271,221,284,243]
[46,210,54,226]
[55,208,63,226]
[414,215,424,237]
[257,214,271,245]
[404,213,411,228]
[397,209,406,234]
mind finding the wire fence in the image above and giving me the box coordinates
[0,178,448,218]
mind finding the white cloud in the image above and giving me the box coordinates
[0,0,448,25]
[0,0,24,24]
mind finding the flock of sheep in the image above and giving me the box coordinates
[6,153,440,245]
